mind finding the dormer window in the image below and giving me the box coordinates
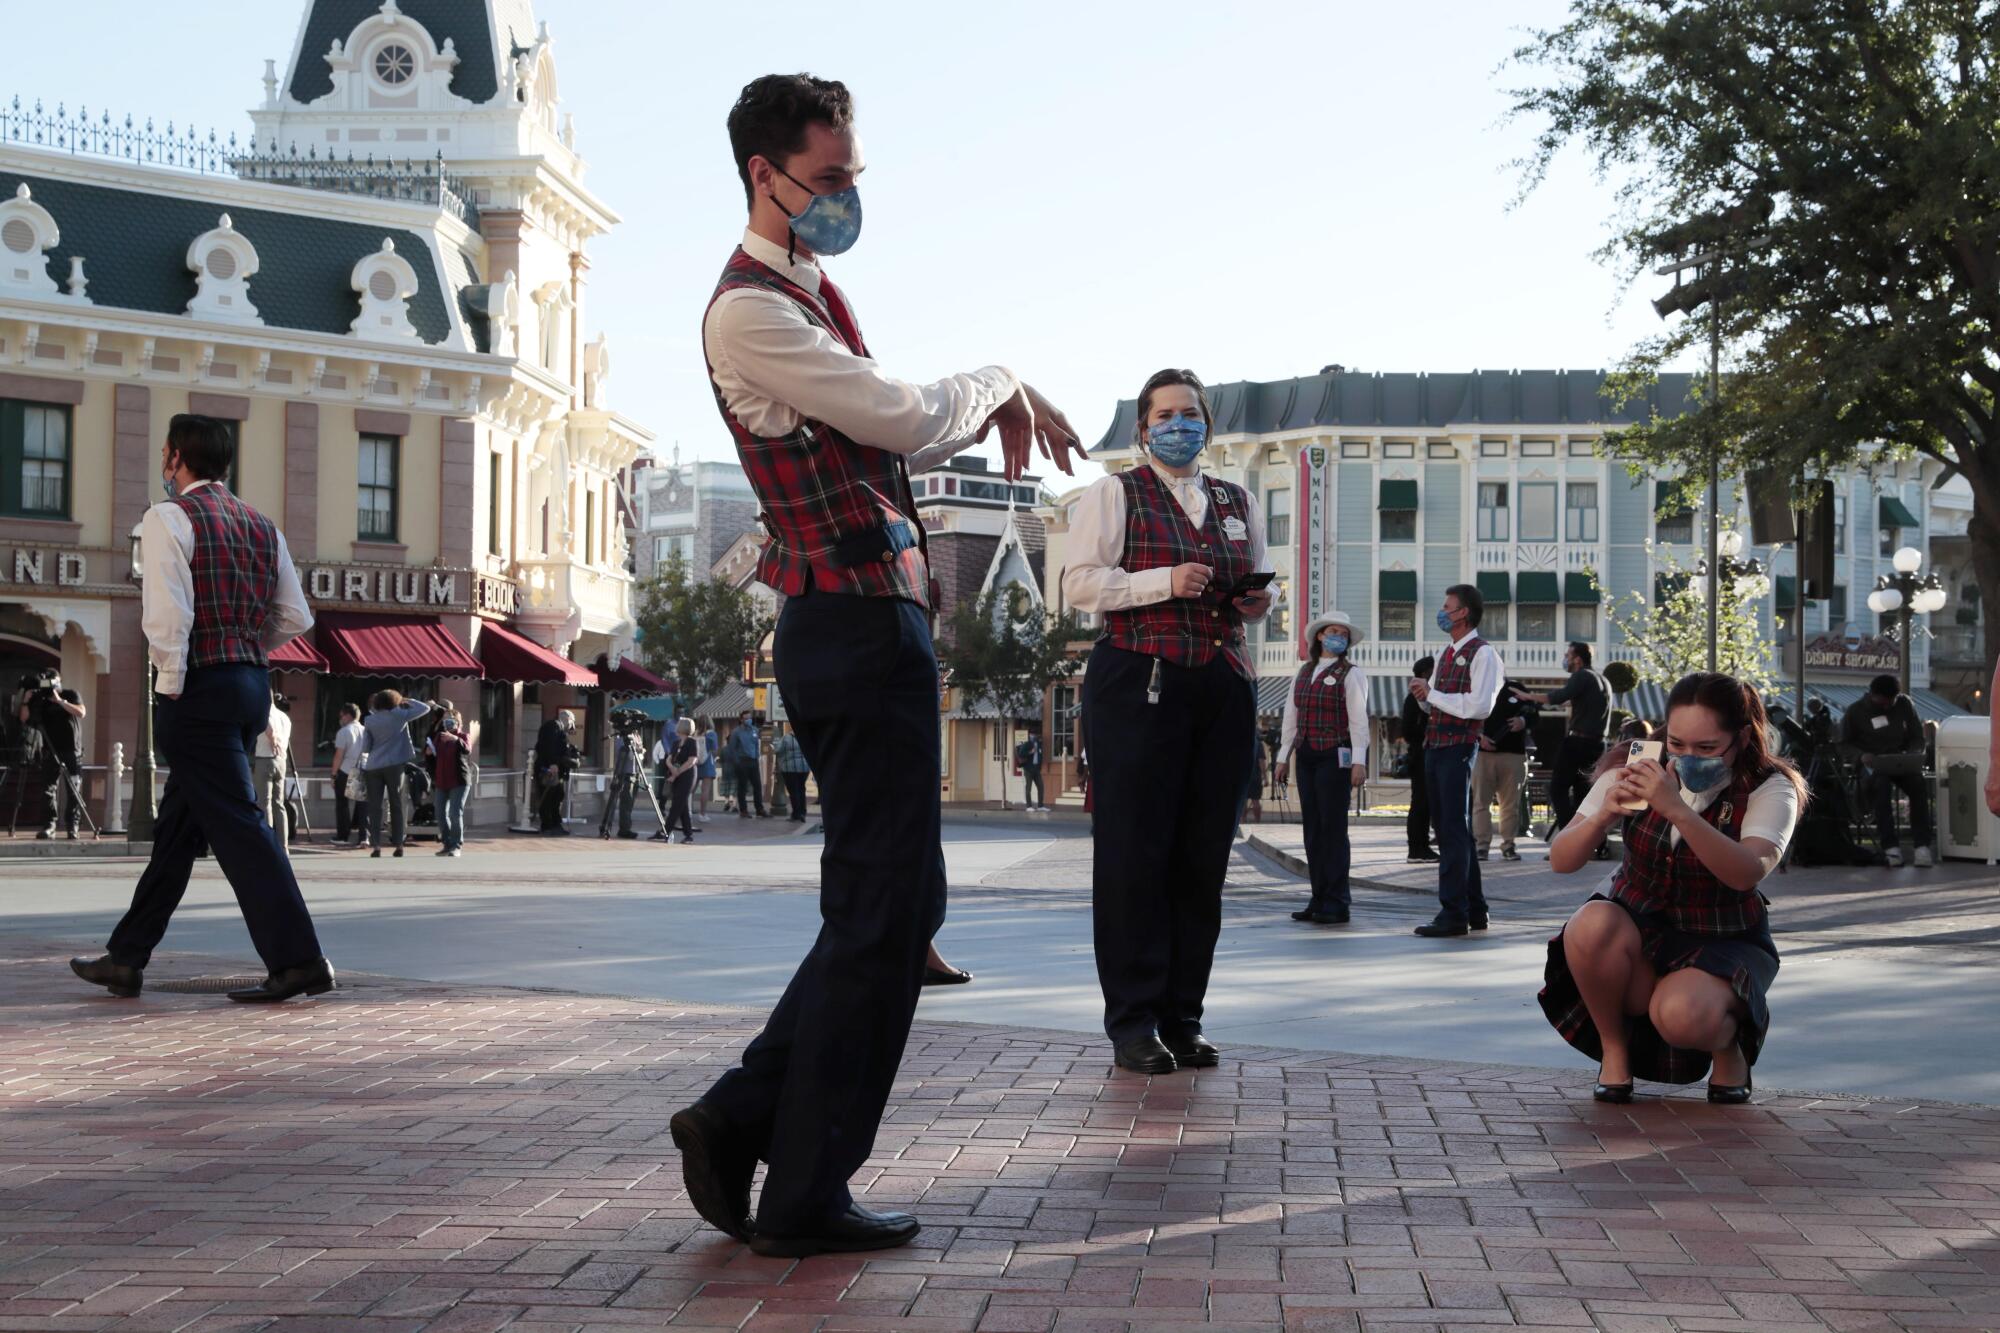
[184,214,262,326]
[373,42,416,86]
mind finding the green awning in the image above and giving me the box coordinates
[1517,571,1560,604]
[1475,571,1511,605]
[1379,570,1419,602]
[1655,480,1694,516]
[1563,572,1600,605]
[1379,479,1419,510]
[1775,575,1797,606]
[1879,494,1920,529]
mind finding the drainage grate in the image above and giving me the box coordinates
[147,976,268,993]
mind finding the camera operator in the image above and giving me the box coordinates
[18,669,86,840]
[533,709,579,835]
[599,710,645,840]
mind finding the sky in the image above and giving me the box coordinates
[8,0,1675,482]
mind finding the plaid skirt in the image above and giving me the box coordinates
[1538,893,1779,1085]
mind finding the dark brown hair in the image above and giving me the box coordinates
[1593,672,1806,803]
[728,74,854,210]
[369,689,404,712]
[1133,368,1213,445]
[165,414,235,482]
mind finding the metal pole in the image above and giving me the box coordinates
[1706,287,1722,671]
[1795,470,1809,720]
[129,659,157,841]
[1900,596,1913,696]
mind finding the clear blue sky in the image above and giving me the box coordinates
[11,1,1672,478]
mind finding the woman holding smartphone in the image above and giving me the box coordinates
[1063,368,1273,1075]
[1540,672,1804,1104]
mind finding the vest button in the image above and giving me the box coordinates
[881,552,895,564]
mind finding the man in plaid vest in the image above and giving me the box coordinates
[670,74,1083,1260]
[70,415,333,1005]
[1411,583,1504,937]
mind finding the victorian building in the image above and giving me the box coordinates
[0,0,654,821]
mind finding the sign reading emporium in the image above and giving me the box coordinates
[298,563,518,616]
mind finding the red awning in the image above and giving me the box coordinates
[269,636,329,671]
[594,655,674,694]
[317,612,484,678]
[478,622,598,686]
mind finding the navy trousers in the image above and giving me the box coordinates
[698,589,946,1233]
[1295,746,1353,912]
[1424,741,1487,924]
[107,663,324,972]
[1083,645,1256,1046]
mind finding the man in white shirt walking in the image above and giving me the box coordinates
[332,704,366,845]
[1410,583,1504,937]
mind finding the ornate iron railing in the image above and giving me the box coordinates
[1,97,479,228]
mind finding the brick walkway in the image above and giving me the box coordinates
[3,941,1998,1331]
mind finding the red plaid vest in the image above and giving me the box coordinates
[171,482,279,670]
[704,247,929,608]
[1423,635,1489,748]
[1609,774,1766,935]
[1294,659,1353,752]
[1100,465,1255,680]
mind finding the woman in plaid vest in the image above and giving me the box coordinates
[1538,673,1805,1105]
[1063,369,1275,1076]
[1274,611,1370,924]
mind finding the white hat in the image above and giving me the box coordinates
[1302,611,1364,648]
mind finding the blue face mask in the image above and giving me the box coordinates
[1322,634,1349,656]
[773,166,862,257]
[1435,607,1458,634]
[1674,751,1733,793]
[1145,416,1207,468]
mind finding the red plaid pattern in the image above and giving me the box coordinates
[1423,636,1488,748]
[1610,774,1767,934]
[704,248,929,607]
[1293,659,1352,752]
[171,483,279,669]
[1100,465,1255,680]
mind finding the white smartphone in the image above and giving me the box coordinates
[1617,740,1664,812]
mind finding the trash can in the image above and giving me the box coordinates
[1936,715,1998,864]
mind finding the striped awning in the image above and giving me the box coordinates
[1614,682,1667,725]
[689,681,754,719]
[1781,682,1966,723]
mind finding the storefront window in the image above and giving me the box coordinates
[2,401,71,518]
[1518,604,1557,641]
[1381,603,1416,641]
[358,434,399,541]
[480,680,511,766]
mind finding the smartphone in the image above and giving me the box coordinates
[1226,570,1277,599]
[1617,740,1664,812]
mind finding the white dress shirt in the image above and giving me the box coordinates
[704,229,1018,474]
[1061,462,1274,612]
[1419,633,1503,723]
[333,720,366,776]
[141,479,313,697]
[1576,768,1800,860]
[1278,660,1371,767]
[258,704,292,767]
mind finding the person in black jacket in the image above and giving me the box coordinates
[1840,673,1932,867]
[1473,680,1538,861]
[533,710,578,835]
[1515,642,1609,833]
[1402,657,1437,861]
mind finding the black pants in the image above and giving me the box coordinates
[733,759,766,816]
[1296,747,1353,912]
[333,770,355,841]
[667,772,695,839]
[698,589,946,1234]
[1406,748,1433,855]
[1872,768,1932,847]
[106,664,323,972]
[38,753,83,834]
[536,776,565,832]
[782,770,809,820]
[1551,735,1604,832]
[600,774,640,836]
[1022,765,1044,807]
[1083,645,1255,1046]
[1425,741,1487,925]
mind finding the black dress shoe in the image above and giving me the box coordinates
[1407,850,1440,862]
[748,1202,920,1257]
[1469,914,1489,931]
[1112,1034,1177,1075]
[69,955,141,998]
[1304,909,1351,925]
[668,1103,756,1240]
[1413,918,1469,938]
[921,965,973,986]
[1290,907,1317,921]
[1500,848,1521,861]
[1162,1033,1219,1068]
[226,959,336,1003]
[1593,1081,1634,1104]
[1707,1070,1752,1105]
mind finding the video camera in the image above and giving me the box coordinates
[610,707,647,737]
[17,669,59,709]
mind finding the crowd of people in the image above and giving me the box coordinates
[49,72,2000,1269]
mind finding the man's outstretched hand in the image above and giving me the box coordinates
[981,383,1087,481]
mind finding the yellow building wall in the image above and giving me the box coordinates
[313,410,444,565]
[71,382,116,548]
[238,395,287,519]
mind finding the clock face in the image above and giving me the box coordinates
[374,43,416,86]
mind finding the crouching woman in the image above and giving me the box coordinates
[1539,672,1804,1104]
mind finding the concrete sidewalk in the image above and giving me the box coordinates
[3,936,1998,1331]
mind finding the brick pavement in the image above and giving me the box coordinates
[3,939,1999,1331]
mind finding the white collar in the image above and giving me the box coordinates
[1148,459,1204,490]
[740,227,822,295]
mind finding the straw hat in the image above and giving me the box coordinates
[1301,611,1364,649]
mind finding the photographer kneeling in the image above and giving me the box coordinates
[19,670,86,840]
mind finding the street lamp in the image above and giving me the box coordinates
[126,523,157,841]
[1695,529,1771,610]
[1866,545,1948,694]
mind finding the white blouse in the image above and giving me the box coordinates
[1576,768,1801,861]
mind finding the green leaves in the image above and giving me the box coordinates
[938,585,1088,723]
[631,552,775,704]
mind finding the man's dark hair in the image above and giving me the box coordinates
[1444,583,1484,628]
[728,74,854,210]
[1869,673,1900,698]
[1568,641,1593,667]
[1133,368,1214,444]
[1412,655,1435,677]
[165,414,235,482]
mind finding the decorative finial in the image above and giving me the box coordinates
[380,237,396,253]
[218,212,233,229]
[12,183,27,200]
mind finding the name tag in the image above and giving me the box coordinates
[1870,714,1888,729]
[1222,516,1249,541]
[1337,747,1352,766]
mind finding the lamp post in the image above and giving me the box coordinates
[1694,529,1771,616]
[1867,545,1948,695]
[126,523,157,841]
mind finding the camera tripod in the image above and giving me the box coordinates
[6,754,100,841]
[600,741,674,842]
